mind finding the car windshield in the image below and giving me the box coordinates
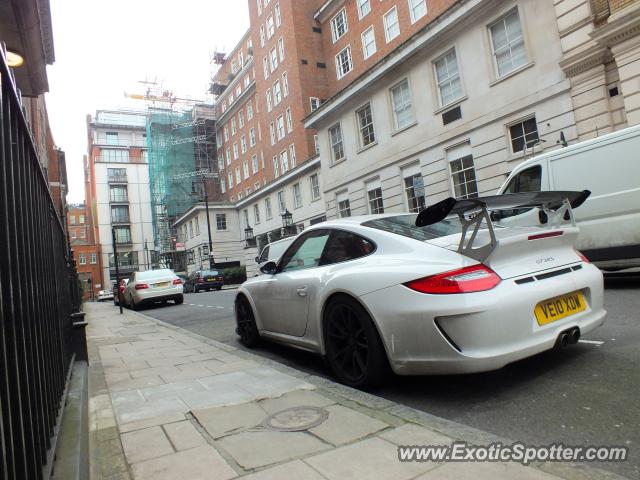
[136,269,175,281]
[362,214,464,242]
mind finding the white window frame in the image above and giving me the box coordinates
[254,204,261,224]
[329,123,345,164]
[267,14,275,38]
[278,37,285,61]
[335,46,353,79]
[293,183,302,208]
[358,0,371,19]
[247,101,253,120]
[273,80,282,105]
[241,135,247,154]
[433,48,463,107]
[361,26,377,59]
[270,122,276,145]
[233,142,239,159]
[277,190,286,214]
[356,103,376,148]
[310,97,320,112]
[249,127,256,147]
[289,144,297,167]
[266,89,273,112]
[252,154,259,174]
[243,159,250,179]
[280,149,289,173]
[270,47,278,72]
[276,115,285,140]
[488,8,527,78]
[390,78,415,131]
[265,197,273,219]
[285,107,293,133]
[331,8,348,43]
[383,6,400,43]
[275,2,281,27]
[408,0,427,24]
[273,155,280,177]
[310,174,320,200]
[262,57,269,79]
[282,72,289,96]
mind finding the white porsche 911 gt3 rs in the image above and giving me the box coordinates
[235,191,606,388]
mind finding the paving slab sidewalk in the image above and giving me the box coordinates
[86,302,624,480]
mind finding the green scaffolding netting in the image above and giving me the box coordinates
[146,108,198,254]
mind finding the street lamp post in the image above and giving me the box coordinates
[202,180,215,268]
[111,227,123,315]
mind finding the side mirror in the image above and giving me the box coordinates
[255,256,260,263]
[490,211,502,222]
[260,261,277,275]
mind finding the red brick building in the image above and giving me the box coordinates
[67,203,103,300]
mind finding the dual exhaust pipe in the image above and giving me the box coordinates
[556,327,580,348]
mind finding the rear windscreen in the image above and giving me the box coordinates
[362,215,463,242]
[137,269,175,280]
[202,270,220,276]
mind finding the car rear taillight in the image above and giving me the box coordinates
[172,279,183,285]
[135,283,149,290]
[404,265,501,294]
[118,285,125,293]
[575,249,590,263]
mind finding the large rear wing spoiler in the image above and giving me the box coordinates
[415,190,591,260]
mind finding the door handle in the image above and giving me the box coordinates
[296,285,308,297]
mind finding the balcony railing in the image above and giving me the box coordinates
[109,196,129,203]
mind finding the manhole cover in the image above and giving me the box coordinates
[263,406,329,432]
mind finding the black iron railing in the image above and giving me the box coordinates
[0,50,82,479]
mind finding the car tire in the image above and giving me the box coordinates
[323,296,390,390]
[131,298,140,311]
[235,295,260,348]
[175,295,184,305]
[217,286,222,291]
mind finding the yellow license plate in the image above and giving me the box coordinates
[535,291,587,325]
[155,282,170,288]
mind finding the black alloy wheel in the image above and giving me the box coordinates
[235,296,260,347]
[324,296,388,389]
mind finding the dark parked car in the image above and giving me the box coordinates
[184,270,224,293]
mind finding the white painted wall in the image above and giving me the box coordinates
[312,0,579,219]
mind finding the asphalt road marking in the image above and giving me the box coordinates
[578,339,604,345]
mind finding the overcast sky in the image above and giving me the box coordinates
[45,0,249,203]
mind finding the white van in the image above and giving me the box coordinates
[254,236,296,274]
[496,124,640,270]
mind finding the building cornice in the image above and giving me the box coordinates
[304,0,483,129]
[558,45,611,77]
[559,3,640,78]
[314,0,345,21]
[590,2,640,48]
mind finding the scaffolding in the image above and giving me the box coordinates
[145,102,218,265]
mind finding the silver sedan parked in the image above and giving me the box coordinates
[122,269,184,310]
[235,192,605,388]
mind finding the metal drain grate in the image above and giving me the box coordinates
[263,406,329,432]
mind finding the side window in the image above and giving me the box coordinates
[260,246,270,263]
[500,165,543,218]
[504,165,541,194]
[320,230,375,266]
[279,230,331,273]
